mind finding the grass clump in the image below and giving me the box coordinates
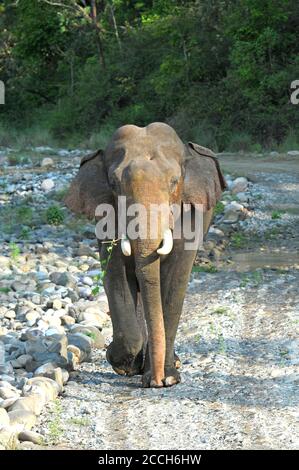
[192,265,218,273]
[230,232,248,248]
[214,201,225,216]
[46,205,64,225]
[9,242,20,261]
[271,210,284,220]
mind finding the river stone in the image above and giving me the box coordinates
[0,397,19,409]
[0,408,10,426]
[40,157,54,167]
[52,298,63,310]
[0,255,10,267]
[67,344,81,360]
[70,325,105,349]
[67,333,92,362]
[49,272,76,288]
[82,276,93,286]
[0,427,18,449]
[230,177,248,194]
[18,430,43,445]
[80,311,105,328]
[224,201,244,212]
[24,377,61,401]
[76,244,95,257]
[61,314,75,326]
[25,333,68,371]
[11,354,32,369]
[4,310,16,319]
[235,192,249,202]
[8,409,37,430]
[9,394,45,415]
[41,178,55,192]
[0,386,19,400]
[34,363,65,389]
[25,311,40,327]
[222,209,240,224]
[287,150,299,156]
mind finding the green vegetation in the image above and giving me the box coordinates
[83,331,97,342]
[192,265,218,274]
[9,242,20,261]
[53,187,68,202]
[47,399,63,445]
[92,239,118,295]
[0,1,298,150]
[271,210,284,220]
[17,206,33,225]
[68,417,91,427]
[213,306,230,315]
[46,205,65,225]
[230,232,249,249]
[0,287,11,294]
[240,270,264,288]
[213,201,225,216]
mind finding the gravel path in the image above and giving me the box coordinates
[36,154,299,450]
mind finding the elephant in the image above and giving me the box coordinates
[64,122,226,388]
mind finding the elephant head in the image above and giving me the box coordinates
[65,122,226,386]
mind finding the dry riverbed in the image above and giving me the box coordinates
[0,148,298,449]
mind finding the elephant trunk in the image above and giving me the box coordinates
[134,240,165,387]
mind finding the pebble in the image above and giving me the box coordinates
[41,157,54,167]
[8,409,37,430]
[0,408,10,426]
[18,430,43,445]
[41,178,55,192]
[230,177,248,194]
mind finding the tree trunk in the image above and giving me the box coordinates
[90,0,105,68]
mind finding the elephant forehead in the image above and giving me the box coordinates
[106,124,184,164]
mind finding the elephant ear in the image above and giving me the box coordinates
[183,142,227,211]
[64,149,113,220]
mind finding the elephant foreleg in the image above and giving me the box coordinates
[101,243,144,376]
[160,239,197,386]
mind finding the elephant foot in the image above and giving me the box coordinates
[142,371,164,388]
[142,367,181,388]
[106,344,144,377]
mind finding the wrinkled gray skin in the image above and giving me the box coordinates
[65,122,226,388]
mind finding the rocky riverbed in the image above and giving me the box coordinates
[0,147,298,449]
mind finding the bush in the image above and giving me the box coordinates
[46,205,64,225]
[227,133,253,152]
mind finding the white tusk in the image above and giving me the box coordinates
[157,229,173,255]
[121,235,131,256]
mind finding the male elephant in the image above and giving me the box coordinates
[64,123,226,388]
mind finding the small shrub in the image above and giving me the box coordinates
[230,232,248,248]
[228,133,253,152]
[214,201,225,216]
[46,205,64,225]
[53,187,68,202]
[9,242,20,261]
[192,265,218,273]
[0,287,10,294]
[19,226,31,240]
[271,210,283,220]
[17,206,33,225]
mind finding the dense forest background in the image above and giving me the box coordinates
[0,0,298,151]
